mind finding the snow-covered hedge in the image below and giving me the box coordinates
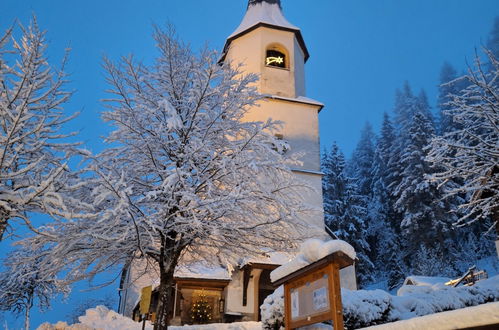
[260,275,499,330]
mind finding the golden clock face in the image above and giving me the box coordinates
[266,50,286,68]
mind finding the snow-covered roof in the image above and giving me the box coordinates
[174,262,232,281]
[241,251,294,267]
[228,0,299,40]
[266,95,325,111]
[270,239,356,283]
[403,276,451,287]
[221,0,309,62]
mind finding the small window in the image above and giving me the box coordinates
[272,133,289,154]
[266,49,286,68]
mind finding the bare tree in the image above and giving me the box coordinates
[427,50,499,232]
[0,247,67,330]
[0,17,80,240]
[25,26,309,329]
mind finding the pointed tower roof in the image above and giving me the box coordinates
[221,0,309,62]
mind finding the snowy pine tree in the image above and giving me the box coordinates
[368,113,398,276]
[487,17,499,62]
[438,62,466,134]
[322,143,346,234]
[322,143,373,286]
[348,122,376,196]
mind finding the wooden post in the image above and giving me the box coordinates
[328,262,344,330]
[284,283,291,330]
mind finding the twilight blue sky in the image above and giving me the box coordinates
[0,0,498,328]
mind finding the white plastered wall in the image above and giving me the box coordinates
[120,258,160,317]
[226,27,306,98]
[224,268,261,319]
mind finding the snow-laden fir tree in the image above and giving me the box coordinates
[487,17,499,64]
[23,26,310,330]
[322,143,373,286]
[427,50,499,234]
[368,114,399,275]
[384,83,420,233]
[322,142,346,233]
[347,122,376,196]
[438,62,467,135]
[392,92,459,263]
[0,247,66,330]
[0,18,80,240]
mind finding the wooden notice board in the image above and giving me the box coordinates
[273,251,354,330]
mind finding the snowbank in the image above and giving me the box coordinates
[270,239,356,283]
[37,306,261,330]
[37,306,152,330]
[362,301,499,329]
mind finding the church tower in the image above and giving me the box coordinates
[221,0,325,234]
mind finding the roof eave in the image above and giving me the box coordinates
[219,22,310,64]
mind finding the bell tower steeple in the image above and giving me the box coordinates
[221,0,310,98]
[221,0,326,236]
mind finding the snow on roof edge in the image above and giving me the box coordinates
[228,2,299,40]
[270,239,356,283]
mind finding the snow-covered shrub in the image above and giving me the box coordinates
[260,276,499,330]
[342,289,393,328]
[260,286,284,330]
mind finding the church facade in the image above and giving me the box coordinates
[118,0,356,325]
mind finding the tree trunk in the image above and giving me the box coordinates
[154,269,175,330]
[25,296,33,330]
[0,218,7,241]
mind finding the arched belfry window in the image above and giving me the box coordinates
[265,45,288,69]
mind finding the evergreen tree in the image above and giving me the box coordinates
[394,94,460,275]
[368,114,398,273]
[386,83,460,276]
[348,122,377,196]
[341,178,374,285]
[394,110,443,248]
[322,143,346,234]
[393,82,419,133]
[190,292,212,324]
[322,143,373,285]
[487,17,499,60]
[438,62,463,134]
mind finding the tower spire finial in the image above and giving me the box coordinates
[247,0,282,9]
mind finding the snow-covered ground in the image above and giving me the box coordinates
[37,306,261,330]
[37,295,499,330]
[361,301,499,329]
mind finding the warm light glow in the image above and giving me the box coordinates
[266,56,284,66]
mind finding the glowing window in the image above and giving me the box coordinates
[266,49,286,68]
